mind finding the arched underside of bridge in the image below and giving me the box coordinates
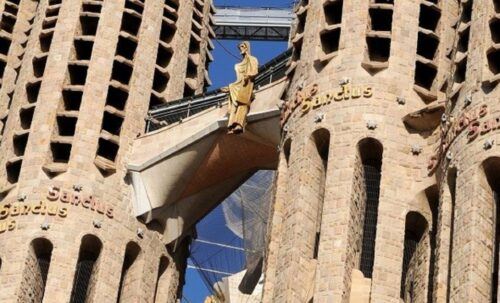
[127,79,286,244]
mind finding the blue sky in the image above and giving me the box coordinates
[181,1,289,302]
[207,0,292,89]
[208,40,288,89]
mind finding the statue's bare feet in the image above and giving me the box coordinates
[232,125,243,134]
[220,87,229,93]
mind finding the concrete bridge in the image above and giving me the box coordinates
[127,79,285,244]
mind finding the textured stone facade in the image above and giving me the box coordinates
[0,0,499,302]
[0,0,213,302]
[263,0,500,302]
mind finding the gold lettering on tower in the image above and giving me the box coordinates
[280,82,373,126]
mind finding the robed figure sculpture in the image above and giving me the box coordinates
[222,41,259,134]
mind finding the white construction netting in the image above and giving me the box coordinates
[188,170,275,301]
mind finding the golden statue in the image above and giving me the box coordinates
[204,295,221,303]
[221,41,259,134]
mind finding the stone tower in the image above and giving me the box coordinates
[437,0,500,302]
[0,0,214,302]
[261,0,499,302]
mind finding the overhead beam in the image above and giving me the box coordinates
[213,7,293,41]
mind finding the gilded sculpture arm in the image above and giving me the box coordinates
[243,57,259,83]
[248,57,259,78]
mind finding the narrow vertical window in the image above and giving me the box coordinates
[184,0,205,97]
[117,242,141,302]
[359,138,383,278]
[304,129,329,303]
[3,0,40,184]
[70,235,103,303]
[362,0,394,72]
[485,1,500,86]
[426,186,439,303]
[286,0,309,77]
[19,238,53,303]
[413,0,442,101]
[448,0,473,103]
[96,0,144,174]
[149,0,179,109]
[482,158,500,302]
[401,212,428,300]
[44,0,103,176]
[318,0,343,64]
[309,129,330,259]
[0,0,35,81]
[446,168,457,302]
[491,191,500,303]
[283,138,291,166]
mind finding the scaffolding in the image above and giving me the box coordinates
[214,7,293,41]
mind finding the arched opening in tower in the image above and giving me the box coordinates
[359,138,383,279]
[70,234,103,303]
[482,157,500,302]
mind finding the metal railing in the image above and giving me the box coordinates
[145,49,292,133]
